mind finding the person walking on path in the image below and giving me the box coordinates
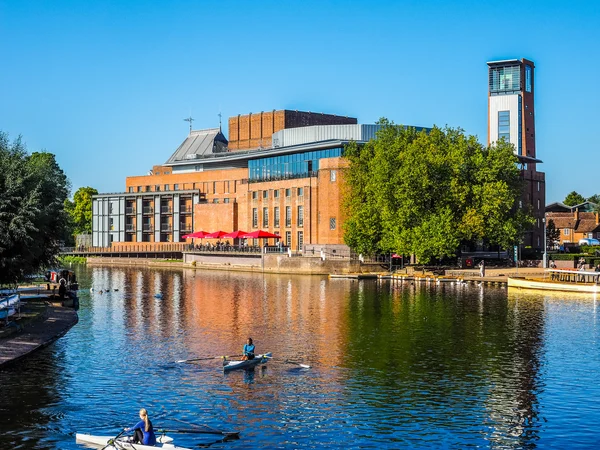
[479,260,486,278]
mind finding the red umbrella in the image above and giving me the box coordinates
[205,230,228,239]
[243,230,281,239]
[222,230,248,239]
[182,230,208,239]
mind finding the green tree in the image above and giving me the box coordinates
[0,132,71,285]
[587,194,600,208]
[546,219,560,249]
[65,186,98,235]
[563,191,585,206]
[342,122,532,263]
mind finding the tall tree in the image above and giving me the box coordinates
[65,186,98,235]
[587,194,600,206]
[342,122,532,263]
[0,132,70,285]
[563,191,586,206]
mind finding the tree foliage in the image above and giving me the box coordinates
[65,186,98,235]
[546,219,560,249]
[342,121,533,263]
[563,191,585,206]
[0,132,71,285]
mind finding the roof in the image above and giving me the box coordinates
[546,211,600,233]
[165,128,228,164]
[545,202,571,212]
[545,201,598,213]
[487,59,521,66]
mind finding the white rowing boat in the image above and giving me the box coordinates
[75,433,192,450]
[0,294,20,320]
[223,352,272,372]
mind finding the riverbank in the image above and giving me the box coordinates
[0,301,78,368]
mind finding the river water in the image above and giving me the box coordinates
[1,266,599,449]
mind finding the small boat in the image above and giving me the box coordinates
[0,294,20,320]
[75,433,191,450]
[223,352,272,372]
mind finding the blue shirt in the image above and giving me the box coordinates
[243,343,255,356]
[130,420,156,446]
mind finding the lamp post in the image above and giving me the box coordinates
[542,217,547,269]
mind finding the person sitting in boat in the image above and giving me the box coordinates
[124,408,156,446]
[241,338,255,360]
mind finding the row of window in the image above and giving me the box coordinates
[250,206,337,230]
[249,148,342,182]
[251,187,304,200]
[128,180,238,194]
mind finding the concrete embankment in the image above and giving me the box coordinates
[0,305,78,368]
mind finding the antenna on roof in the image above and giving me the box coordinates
[184,116,194,134]
[218,112,222,132]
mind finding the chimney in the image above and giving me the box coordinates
[596,212,599,225]
[574,208,579,221]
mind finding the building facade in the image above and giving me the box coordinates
[487,58,546,250]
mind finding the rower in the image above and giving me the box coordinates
[124,408,156,446]
[241,338,255,361]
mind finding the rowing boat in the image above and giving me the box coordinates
[223,352,272,372]
[75,433,191,450]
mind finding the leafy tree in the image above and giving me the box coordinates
[563,191,585,206]
[0,132,71,285]
[65,186,98,235]
[587,194,600,207]
[342,122,532,263]
[546,219,560,249]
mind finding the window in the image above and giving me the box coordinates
[137,186,142,192]
[225,181,230,193]
[330,170,337,182]
[330,217,337,230]
[213,182,217,194]
[213,198,219,204]
[128,187,134,193]
[145,186,151,192]
[564,229,570,236]
[525,65,532,92]
[297,206,304,227]
[297,231,304,251]
[263,207,269,227]
[498,111,510,141]
[252,208,258,228]
[274,189,279,199]
[155,185,161,192]
[274,207,280,227]
[252,191,258,200]
[263,190,268,200]
[297,187,303,197]
[285,188,291,198]
[286,231,292,247]
[285,206,292,227]
[537,181,540,192]
[224,198,230,203]
[174,184,179,191]
[537,199,540,210]
[164,184,170,191]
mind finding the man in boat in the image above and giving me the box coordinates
[124,408,157,446]
[241,337,255,361]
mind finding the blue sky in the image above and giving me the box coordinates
[1,0,598,202]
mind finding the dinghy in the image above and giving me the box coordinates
[75,433,191,450]
[223,352,272,372]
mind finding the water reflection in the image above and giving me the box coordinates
[1,267,599,448]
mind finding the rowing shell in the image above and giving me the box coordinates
[75,433,191,450]
[223,352,272,372]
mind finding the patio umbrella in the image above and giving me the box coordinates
[222,230,248,239]
[182,230,208,239]
[243,230,281,239]
[205,230,228,239]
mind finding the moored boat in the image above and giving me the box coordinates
[223,352,272,372]
[508,269,600,293]
[75,433,190,450]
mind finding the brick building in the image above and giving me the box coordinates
[92,111,422,251]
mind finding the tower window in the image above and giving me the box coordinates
[498,111,510,141]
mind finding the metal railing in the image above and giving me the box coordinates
[161,206,172,214]
[142,207,153,214]
[125,207,135,214]
[142,224,153,232]
[125,224,135,232]
[160,225,172,232]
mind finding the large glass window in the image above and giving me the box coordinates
[489,65,521,93]
[263,207,269,227]
[525,65,532,92]
[297,206,304,227]
[285,206,292,227]
[274,207,280,227]
[498,111,510,141]
[248,147,343,182]
[252,208,258,228]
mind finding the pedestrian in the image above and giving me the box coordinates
[479,260,485,278]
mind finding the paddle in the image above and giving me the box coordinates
[263,355,311,369]
[157,428,240,437]
[100,429,126,450]
[176,354,242,364]
[168,418,241,438]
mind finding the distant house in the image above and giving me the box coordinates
[545,209,600,246]
[545,201,598,213]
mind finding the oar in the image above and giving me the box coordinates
[263,355,311,369]
[169,418,241,437]
[176,354,242,364]
[157,428,240,437]
[100,429,126,450]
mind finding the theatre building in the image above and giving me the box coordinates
[92,110,426,251]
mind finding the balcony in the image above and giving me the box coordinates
[160,224,172,232]
[125,207,135,215]
[142,206,153,214]
[180,224,192,233]
[142,224,153,232]
[125,224,135,232]
[161,206,172,214]
[180,206,193,214]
